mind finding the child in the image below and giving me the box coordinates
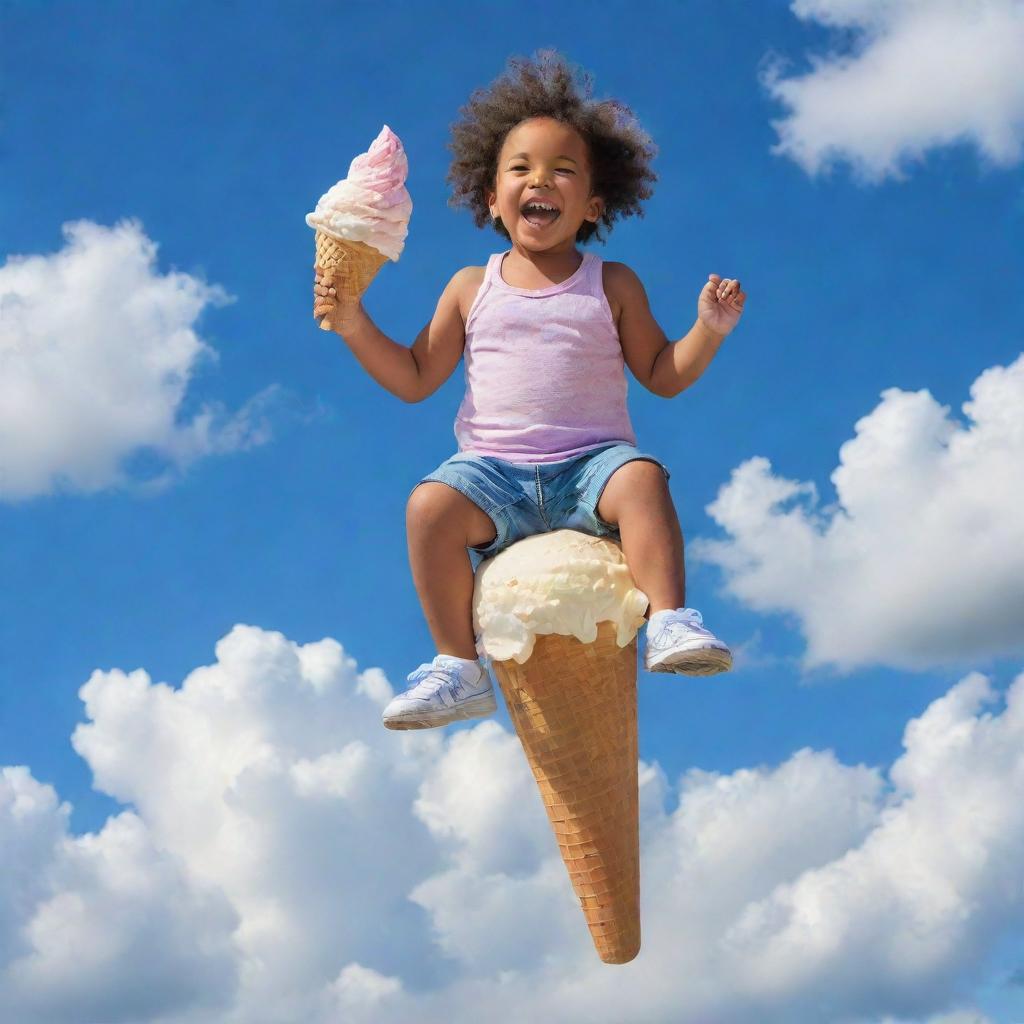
[313,51,747,731]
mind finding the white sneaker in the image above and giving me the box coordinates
[382,655,497,730]
[643,608,732,676]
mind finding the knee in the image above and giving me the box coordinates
[598,459,671,525]
[624,459,668,487]
[407,480,497,550]
[624,461,671,508]
[407,482,449,529]
[406,481,478,536]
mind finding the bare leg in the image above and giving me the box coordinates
[595,461,685,619]
[406,482,498,661]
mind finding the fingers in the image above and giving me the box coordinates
[712,277,743,302]
[313,266,340,322]
[313,275,337,299]
[313,269,336,319]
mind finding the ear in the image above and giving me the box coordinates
[586,194,605,223]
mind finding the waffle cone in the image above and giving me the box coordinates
[313,231,389,332]
[491,620,641,964]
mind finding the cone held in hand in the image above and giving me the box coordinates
[314,232,388,332]
[305,124,412,331]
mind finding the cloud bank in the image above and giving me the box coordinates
[1,624,1021,1023]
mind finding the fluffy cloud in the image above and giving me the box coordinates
[1,624,1023,1023]
[690,354,1024,673]
[0,218,278,501]
[878,1013,995,1024]
[762,0,1024,182]
[0,769,239,1022]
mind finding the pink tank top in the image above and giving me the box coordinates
[454,248,638,464]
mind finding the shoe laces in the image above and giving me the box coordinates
[404,660,468,698]
[653,610,706,642]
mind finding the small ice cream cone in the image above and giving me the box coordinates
[305,124,412,332]
[314,232,388,332]
[473,530,649,964]
[491,622,641,964]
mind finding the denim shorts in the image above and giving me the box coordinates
[409,442,671,568]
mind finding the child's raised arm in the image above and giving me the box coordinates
[319,268,468,404]
[407,268,472,403]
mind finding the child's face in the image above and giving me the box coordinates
[487,117,604,252]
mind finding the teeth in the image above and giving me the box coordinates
[523,203,557,212]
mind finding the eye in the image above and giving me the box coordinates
[509,166,575,174]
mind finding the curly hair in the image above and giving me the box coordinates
[445,49,658,246]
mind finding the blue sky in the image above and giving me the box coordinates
[2,2,1024,1022]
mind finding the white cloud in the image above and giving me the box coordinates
[872,1011,995,1024]
[1,624,1024,1022]
[690,354,1024,673]
[0,218,278,501]
[0,768,238,1022]
[762,0,1024,182]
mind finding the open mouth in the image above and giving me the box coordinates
[521,203,561,228]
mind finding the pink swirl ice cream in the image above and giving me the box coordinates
[305,124,413,261]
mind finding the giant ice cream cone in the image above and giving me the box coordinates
[305,124,412,332]
[472,529,649,964]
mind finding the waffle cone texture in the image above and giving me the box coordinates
[491,620,641,964]
[313,231,388,331]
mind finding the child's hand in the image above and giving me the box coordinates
[697,274,746,338]
[313,267,362,334]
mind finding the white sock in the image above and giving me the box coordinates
[648,608,686,630]
[435,654,484,684]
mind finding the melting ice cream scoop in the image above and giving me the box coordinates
[472,529,650,664]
